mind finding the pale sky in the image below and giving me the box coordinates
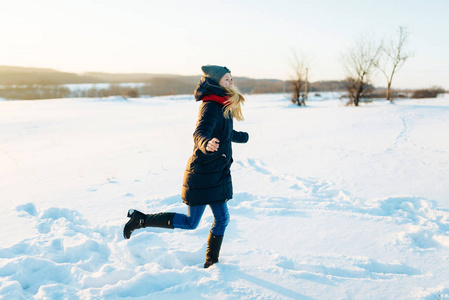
[1,0,448,89]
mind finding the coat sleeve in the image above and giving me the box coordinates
[193,102,220,155]
[232,130,249,143]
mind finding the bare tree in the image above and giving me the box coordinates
[343,37,382,106]
[376,27,412,103]
[289,51,309,106]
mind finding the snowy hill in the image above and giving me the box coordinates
[1,93,448,299]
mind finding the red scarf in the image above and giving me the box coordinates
[202,94,230,106]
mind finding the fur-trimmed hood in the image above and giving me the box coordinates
[194,77,227,101]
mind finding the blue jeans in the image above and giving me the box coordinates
[172,202,230,236]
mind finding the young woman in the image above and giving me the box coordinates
[123,65,249,268]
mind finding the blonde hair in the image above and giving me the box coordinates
[223,85,245,121]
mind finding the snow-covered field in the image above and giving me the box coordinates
[1,93,448,299]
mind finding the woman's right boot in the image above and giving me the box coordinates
[123,209,175,239]
[204,232,224,268]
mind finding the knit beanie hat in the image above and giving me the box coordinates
[201,65,231,84]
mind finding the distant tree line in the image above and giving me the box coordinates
[0,65,445,100]
[411,87,445,99]
[0,85,140,100]
[0,85,72,100]
[0,65,356,100]
[0,79,359,100]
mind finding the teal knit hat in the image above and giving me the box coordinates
[201,65,231,84]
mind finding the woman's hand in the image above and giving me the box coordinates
[206,138,220,152]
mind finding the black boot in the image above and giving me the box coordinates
[204,232,224,268]
[123,209,175,239]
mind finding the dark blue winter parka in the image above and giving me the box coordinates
[181,78,249,206]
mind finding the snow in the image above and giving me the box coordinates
[1,93,449,299]
[63,83,147,92]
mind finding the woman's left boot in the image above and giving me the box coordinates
[204,232,224,268]
[123,209,175,239]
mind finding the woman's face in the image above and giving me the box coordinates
[218,73,234,88]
